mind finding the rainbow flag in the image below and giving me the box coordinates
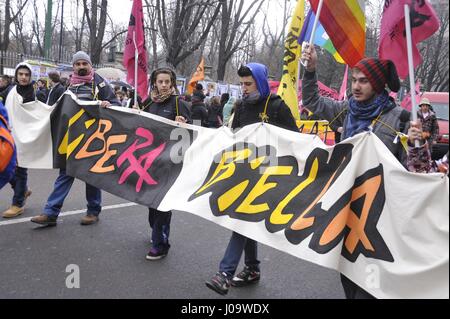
[308,0,365,67]
[298,10,345,64]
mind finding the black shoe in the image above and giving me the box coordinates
[231,266,260,287]
[205,272,230,295]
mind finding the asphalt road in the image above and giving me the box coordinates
[0,169,345,299]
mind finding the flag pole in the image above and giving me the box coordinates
[133,31,138,110]
[303,0,324,68]
[404,4,419,147]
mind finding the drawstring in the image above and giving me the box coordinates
[259,94,272,123]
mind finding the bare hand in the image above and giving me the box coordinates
[100,101,111,108]
[175,116,187,123]
[300,43,317,72]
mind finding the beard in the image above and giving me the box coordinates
[78,69,88,76]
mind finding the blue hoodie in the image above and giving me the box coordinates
[0,101,16,189]
[246,63,270,99]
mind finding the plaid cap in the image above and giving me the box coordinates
[354,58,400,94]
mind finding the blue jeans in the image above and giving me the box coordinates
[10,166,28,207]
[148,208,171,252]
[44,169,101,217]
[219,231,260,278]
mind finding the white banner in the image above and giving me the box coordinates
[5,87,55,169]
[158,123,449,299]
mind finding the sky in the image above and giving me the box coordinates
[108,0,290,31]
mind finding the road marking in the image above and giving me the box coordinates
[0,202,138,226]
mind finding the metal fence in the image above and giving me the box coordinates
[0,50,115,75]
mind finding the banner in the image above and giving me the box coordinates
[187,57,205,95]
[379,0,439,79]
[32,91,448,299]
[277,0,305,121]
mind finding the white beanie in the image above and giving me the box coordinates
[72,51,92,65]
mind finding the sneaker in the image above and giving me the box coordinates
[2,205,24,218]
[145,247,168,260]
[30,214,57,226]
[80,214,99,225]
[231,266,260,287]
[205,272,230,296]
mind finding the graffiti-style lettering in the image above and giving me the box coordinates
[58,109,96,158]
[190,143,393,262]
[117,128,166,192]
[75,119,127,173]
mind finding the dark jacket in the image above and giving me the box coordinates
[0,84,14,104]
[417,110,439,143]
[69,73,120,105]
[207,103,223,128]
[142,95,192,123]
[36,88,49,103]
[232,95,298,132]
[191,99,208,127]
[232,62,298,132]
[302,70,410,164]
[46,83,66,106]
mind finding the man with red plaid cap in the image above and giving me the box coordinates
[301,46,411,299]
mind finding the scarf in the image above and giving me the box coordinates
[70,70,95,85]
[242,91,261,104]
[343,90,394,140]
[151,87,176,104]
[16,83,36,103]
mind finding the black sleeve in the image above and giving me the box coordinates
[202,106,209,122]
[231,103,242,130]
[98,85,121,106]
[277,100,300,132]
[178,99,192,124]
[36,90,47,103]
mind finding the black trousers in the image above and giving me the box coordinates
[340,274,376,299]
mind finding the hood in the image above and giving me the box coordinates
[14,62,34,83]
[246,63,270,99]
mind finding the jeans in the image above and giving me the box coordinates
[219,231,260,278]
[44,169,102,217]
[148,208,172,252]
[10,166,28,207]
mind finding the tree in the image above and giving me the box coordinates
[0,0,29,73]
[216,0,264,81]
[156,0,222,68]
[415,1,449,92]
[83,0,108,65]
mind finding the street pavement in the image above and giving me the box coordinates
[0,169,345,299]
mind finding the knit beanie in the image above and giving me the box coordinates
[72,51,92,66]
[354,58,401,94]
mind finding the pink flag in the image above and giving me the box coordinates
[123,0,149,100]
[379,0,439,79]
[401,81,421,112]
[339,65,349,100]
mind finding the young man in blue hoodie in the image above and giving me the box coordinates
[205,62,299,295]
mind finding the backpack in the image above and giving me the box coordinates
[0,114,15,172]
